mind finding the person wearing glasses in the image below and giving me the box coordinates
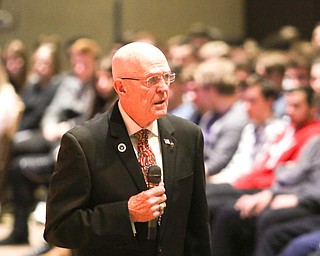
[44,42,211,256]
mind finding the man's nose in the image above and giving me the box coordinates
[156,80,169,91]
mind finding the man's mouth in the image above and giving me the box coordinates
[155,100,165,105]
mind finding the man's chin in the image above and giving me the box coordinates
[153,108,167,119]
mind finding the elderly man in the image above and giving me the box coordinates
[44,42,211,256]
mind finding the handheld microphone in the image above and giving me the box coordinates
[146,165,161,240]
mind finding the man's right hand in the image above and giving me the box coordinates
[128,183,166,222]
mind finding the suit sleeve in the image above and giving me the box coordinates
[185,128,212,256]
[44,132,137,249]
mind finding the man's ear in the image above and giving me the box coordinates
[114,79,127,95]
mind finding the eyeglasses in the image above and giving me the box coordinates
[120,72,175,88]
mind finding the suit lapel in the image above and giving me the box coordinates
[109,103,147,192]
[158,117,177,233]
[158,117,176,201]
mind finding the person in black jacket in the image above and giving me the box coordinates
[44,42,212,256]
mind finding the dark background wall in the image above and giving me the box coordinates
[245,0,320,42]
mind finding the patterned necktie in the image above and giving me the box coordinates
[134,129,156,186]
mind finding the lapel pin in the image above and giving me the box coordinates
[164,139,175,148]
[163,139,171,145]
[117,143,126,152]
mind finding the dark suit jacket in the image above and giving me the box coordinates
[44,103,211,256]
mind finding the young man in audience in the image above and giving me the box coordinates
[207,76,287,186]
[192,58,249,176]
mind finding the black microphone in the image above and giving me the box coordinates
[146,165,161,240]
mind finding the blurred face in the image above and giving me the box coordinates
[242,85,273,124]
[33,47,53,79]
[96,70,114,98]
[282,67,310,90]
[71,52,96,82]
[285,90,314,127]
[115,51,171,127]
[310,63,320,93]
[190,84,214,113]
[312,26,320,48]
[5,53,25,77]
[168,44,196,68]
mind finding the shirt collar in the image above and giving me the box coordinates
[118,101,159,137]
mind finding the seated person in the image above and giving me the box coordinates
[167,65,198,121]
[271,217,320,256]
[212,133,320,256]
[0,42,62,246]
[208,76,287,185]
[192,58,248,175]
[0,38,101,249]
[0,51,24,171]
[207,86,320,222]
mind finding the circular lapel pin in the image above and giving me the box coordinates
[118,143,126,152]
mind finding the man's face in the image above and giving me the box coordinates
[120,58,171,127]
[285,90,314,127]
[243,85,272,124]
[190,85,215,113]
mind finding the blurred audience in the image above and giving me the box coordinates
[281,54,311,91]
[41,37,101,144]
[0,51,24,182]
[168,66,198,121]
[1,39,28,94]
[227,135,320,256]
[192,58,248,176]
[187,22,221,53]
[234,87,320,189]
[166,42,199,70]
[198,40,231,61]
[0,53,24,141]
[261,25,301,51]
[310,57,320,93]
[255,50,288,117]
[0,42,62,249]
[91,53,118,117]
[210,87,320,256]
[0,37,101,256]
[312,22,320,53]
[208,76,287,185]
[279,223,320,256]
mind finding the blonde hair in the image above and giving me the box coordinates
[69,38,102,60]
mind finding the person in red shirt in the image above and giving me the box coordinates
[208,86,320,256]
[234,86,320,189]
